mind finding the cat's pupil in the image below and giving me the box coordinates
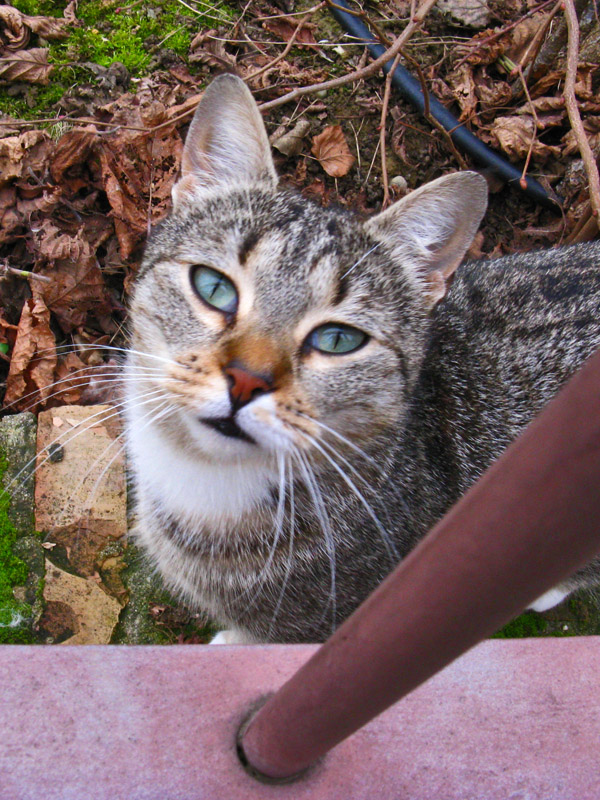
[191,266,238,314]
[309,323,367,355]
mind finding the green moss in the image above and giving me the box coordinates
[6,0,234,120]
[0,450,33,643]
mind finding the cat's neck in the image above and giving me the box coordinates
[126,413,278,527]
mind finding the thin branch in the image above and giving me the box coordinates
[454,0,556,70]
[380,53,401,209]
[0,262,52,283]
[400,45,468,168]
[514,65,539,188]
[257,0,439,112]
[563,0,600,219]
[245,2,327,83]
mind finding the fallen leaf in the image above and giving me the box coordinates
[563,116,600,157]
[447,64,478,121]
[38,248,116,333]
[188,29,236,69]
[50,128,97,183]
[0,48,53,84]
[273,120,311,157]
[4,286,57,411]
[24,13,70,41]
[504,12,550,64]
[97,123,182,259]
[0,130,52,187]
[0,6,69,50]
[262,18,317,47]
[311,125,355,178]
[0,6,30,50]
[489,115,561,162]
[455,28,505,67]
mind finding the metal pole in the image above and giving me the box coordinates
[240,348,600,780]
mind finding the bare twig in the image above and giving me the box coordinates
[245,2,327,83]
[380,53,402,209]
[563,0,600,220]
[400,46,468,168]
[257,0,439,112]
[0,262,52,283]
[454,0,556,70]
[514,65,539,188]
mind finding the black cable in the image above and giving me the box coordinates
[328,0,561,210]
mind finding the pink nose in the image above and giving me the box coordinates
[223,364,273,409]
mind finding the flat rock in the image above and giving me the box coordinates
[35,405,126,577]
[437,0,489,28]
[0,412,36,536]
[42,559,121,644]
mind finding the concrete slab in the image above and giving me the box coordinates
[1,637,599,799]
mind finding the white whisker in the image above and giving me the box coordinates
[294,448,337,634]
[300,429,398,563]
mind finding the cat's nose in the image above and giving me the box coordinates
[223,362,273,410]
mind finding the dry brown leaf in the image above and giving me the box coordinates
[97,123,182,259]
[262,18,317,47]
[50,128,97,182]
[311,126,355,178]
[63,1,78,25]
[4,286,57,411]
[0,47,52,84]
[563,116,600,158]
[0,186,19,246]
[504,12,549,64]
[447,64,478,122]
[52,351,90,406]
[0,6,30,50]
[0,6,69,50]
[273,120,311,157]
[489,115,561,163]
[38,251,115,334]
[0,129,52,187]
[34,222,91,263]
[456,28,505,67]
[25,14,70,41]
[188,29,236,69]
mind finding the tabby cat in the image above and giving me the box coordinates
[125,74,600,643]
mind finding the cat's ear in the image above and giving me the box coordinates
[172,74,277,208]
[364,172,488,306]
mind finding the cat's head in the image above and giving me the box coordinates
[128,74,487,465]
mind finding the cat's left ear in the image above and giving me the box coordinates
[364,172,488,306]
[172,74,277,208]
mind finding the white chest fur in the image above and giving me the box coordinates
[125,405,277,526]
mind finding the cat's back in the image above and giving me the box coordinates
[412,241,600,493]
[450,240,600,334]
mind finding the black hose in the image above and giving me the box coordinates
[328,0,561,210]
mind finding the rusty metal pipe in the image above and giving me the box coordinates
[240,348,600,780]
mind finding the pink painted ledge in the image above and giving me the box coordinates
[1,637,599,800]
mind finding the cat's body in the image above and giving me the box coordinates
[125,75,600,643]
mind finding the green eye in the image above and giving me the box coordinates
[191,266,238,314]
[307,323,368,355]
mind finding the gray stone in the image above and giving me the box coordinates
[0,412,36,537]
[437,0,490,29]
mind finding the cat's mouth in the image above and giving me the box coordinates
[200,415,256,444]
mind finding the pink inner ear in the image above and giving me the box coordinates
[171,173,204,206]
[423,270,447,306]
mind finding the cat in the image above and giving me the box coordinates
[124,73,600,644]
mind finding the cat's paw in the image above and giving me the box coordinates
[209,629,250,645]
[528,586,570,612]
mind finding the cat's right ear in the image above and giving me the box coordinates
[172,74,277,208]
